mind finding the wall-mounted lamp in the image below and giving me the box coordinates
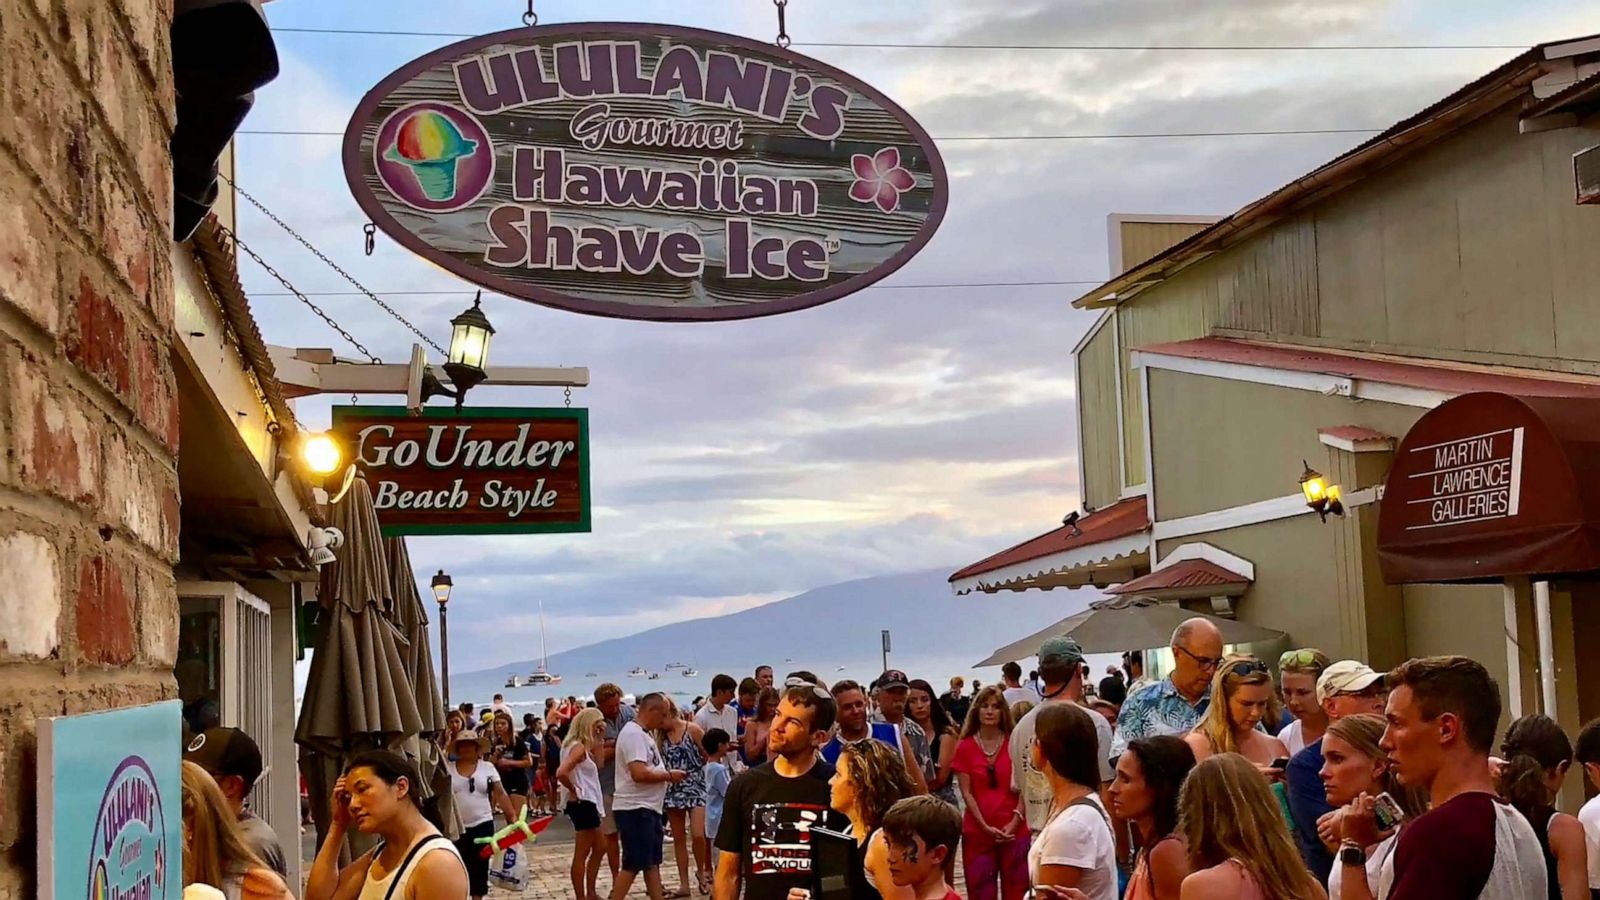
[301,432,343,476]
[1299,460,1345,522]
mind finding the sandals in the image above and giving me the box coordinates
[697,871,713,895]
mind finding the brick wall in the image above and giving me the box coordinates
[0,0,177,894]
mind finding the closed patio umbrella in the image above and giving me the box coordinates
[296,477,424,852]
[384,536,461,838]
[974,595,1286,667]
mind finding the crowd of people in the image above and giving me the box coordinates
[184,624,1600,900]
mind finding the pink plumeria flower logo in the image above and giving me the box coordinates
[849,147,916,213]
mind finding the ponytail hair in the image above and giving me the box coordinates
[1500,714,1573,823]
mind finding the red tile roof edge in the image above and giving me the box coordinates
[949,496,1149,583]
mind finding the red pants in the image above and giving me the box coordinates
[962,835,1030,900]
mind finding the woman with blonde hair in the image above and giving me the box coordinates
[1185,656,1288,774]
[831,736,921,898]
[660,697,710,897]
[559,707,607,900]
[182,761,294,899]
[1178,753,1326,900]
[1316,714,1426,900]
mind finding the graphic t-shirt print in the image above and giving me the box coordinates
[748,802,829,876]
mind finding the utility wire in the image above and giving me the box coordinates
[268,26,1523,51]
[238,127,1384,141]
[220,172,447,355]
[250,279,1110,298]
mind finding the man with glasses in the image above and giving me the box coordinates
[1285,659,1388,883]
[714,682,845,900]
[819,679,929,793]
[1109,617,1224,760]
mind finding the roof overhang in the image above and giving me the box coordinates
[950,497,1150,595]
[1106,542,1253,601]
[1131,338,1600,409]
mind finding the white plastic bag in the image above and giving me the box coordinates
[488,842,530,892]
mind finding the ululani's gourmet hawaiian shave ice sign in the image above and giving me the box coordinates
[344,23,948,321]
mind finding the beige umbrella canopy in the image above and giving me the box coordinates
[386,536,445,736]
[974,595,1286,667]
[296,477,425,850]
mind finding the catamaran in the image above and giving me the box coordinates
[525,599,561,686]
[682,668,699,677]
[628,666,648,678]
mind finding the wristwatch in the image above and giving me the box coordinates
[1339,841,1367,867]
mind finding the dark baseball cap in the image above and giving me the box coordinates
[184,726,264,789]
[1038,636,1085,668]
[877,669,910,691]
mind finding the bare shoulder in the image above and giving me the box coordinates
[407,843,469,899]
[1550,811,1586,848]
[1182,732,1211,759]
[1179,866,1236,900]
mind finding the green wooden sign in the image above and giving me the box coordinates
[332,406,591,536]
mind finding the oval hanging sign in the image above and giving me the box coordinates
[343,23,948,322]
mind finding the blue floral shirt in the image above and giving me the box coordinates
[1109,677,1211,758]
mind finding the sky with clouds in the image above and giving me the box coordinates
[249,1,1595,669]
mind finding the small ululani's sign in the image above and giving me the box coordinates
[332,406,590,536]
[343,23,948,321]
[38,701,182,900]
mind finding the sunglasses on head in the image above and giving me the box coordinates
[784,679,830,700]
[1279,649,1322,669]
[1228,660,1269,678]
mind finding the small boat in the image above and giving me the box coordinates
[647,672,660,680]
[527,600,562,687]
[505,674,525,688]
[835,666,846,671]
[664,662,686,670]
[682,668,698,677]
[784,657,794,663]
[584,672,598,678]
[628,666,647,678]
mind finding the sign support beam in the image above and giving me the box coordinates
[270,344,589,399]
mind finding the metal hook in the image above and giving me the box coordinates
[363,222,376,256]
[522,0,537,26]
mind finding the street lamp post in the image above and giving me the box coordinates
[432,569,454,707]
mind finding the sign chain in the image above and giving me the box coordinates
[523,0,537,26]
[564,386,572,408]
[217,222,383,364]
[773,0,790,47]
[218,172,447,356]
[363,222,376,256]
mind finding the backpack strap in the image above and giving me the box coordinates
[1066,795,1113,836]
[383,834,452,900]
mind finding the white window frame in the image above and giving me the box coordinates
[178,582,275,827]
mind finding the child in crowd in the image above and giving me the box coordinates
[702,728,734,872]
[881,795,964,900]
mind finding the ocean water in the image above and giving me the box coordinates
[445,650,1122,715]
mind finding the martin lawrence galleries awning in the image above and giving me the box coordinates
[1378,392,1600,584]
[950,497,1150,595]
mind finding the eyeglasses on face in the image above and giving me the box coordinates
[1174,644,1225,671]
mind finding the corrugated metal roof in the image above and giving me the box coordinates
[1105,558,1249,595]
[949,496,1148,582]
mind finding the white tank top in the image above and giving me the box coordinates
[356,833,464,900]
[568,743,603,805]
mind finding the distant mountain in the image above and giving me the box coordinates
[458,569,1101,687]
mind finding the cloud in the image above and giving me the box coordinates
[251,0,1588,672]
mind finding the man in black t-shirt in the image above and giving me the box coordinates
[714,682,843,900]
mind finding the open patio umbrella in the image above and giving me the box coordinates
[296,477,424,853]
[974,595,1286,667]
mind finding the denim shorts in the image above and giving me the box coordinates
[614,807,665,872]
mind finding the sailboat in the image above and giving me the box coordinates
[526,599,562,686]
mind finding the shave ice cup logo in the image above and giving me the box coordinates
[376,101,494,212]
[87,756,169,900]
